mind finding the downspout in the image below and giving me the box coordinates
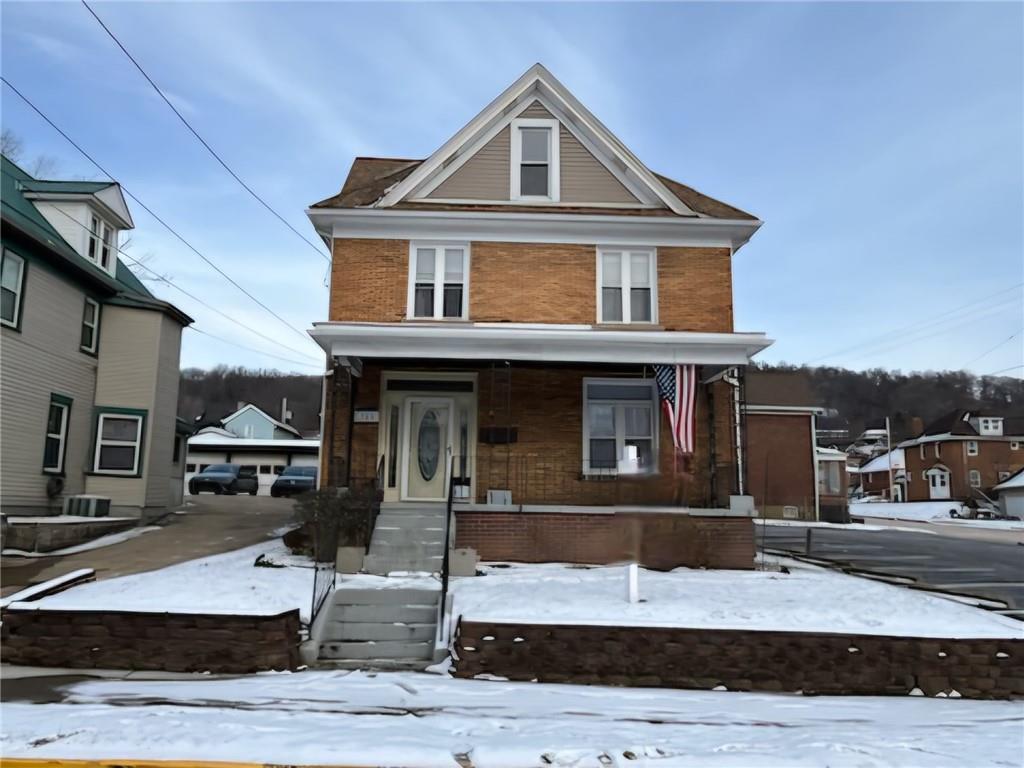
[317,367,333,491]
[811,412,820,521]
[724,367,746,496]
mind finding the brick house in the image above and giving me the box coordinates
[899,411,1024,502]
[854,448,906,501]
[307,65,771,557]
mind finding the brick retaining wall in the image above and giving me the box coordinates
[454,620,1023,700]
[1,608,301,673]
[455,512,754,570]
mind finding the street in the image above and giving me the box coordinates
[0,495,297,597]
[759,522,1024,616]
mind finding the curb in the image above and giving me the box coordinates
[0,761,371,768]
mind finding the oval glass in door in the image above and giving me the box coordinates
[417,409,441,481]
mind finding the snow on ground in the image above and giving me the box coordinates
[1,526,161,557]
[4,515,139,524]
[850,500,966,521]
[450,562,1024,638]
[7,541,314,621]
[2,670,1020,767]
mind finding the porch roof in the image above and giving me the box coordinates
[308,322,772,366]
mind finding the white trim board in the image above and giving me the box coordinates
[307,207,762,250]
[309,322,773,366]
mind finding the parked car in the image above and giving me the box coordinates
[270,466,317,498]
[188,464,259,496]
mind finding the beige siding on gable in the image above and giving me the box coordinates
[560,125,638,204]
[424,99,638,205]
[427,127,511,200]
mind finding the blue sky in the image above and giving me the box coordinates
[2,2,1021,377]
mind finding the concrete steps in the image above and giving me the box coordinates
[315,504,448,666]
[318,586,440,662]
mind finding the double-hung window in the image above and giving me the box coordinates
[80,297,100,353]
[1,249,26,329]
[43,395,72,474]
[969,469,982,488]
[598,248,656,323]
[511,118,559,200]
[408,243,468,319]
[93,411,145,475]
[583,379,657,476]
[87,215,115,271]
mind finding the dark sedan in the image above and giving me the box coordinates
[270,466,317,498]
[188,464,259,496]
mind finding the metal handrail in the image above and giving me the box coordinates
[437,453,457,635]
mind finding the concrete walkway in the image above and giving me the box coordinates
[0,496,297,596]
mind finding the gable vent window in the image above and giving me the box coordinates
[598,248,656,324]
[408,243,468,320]
[511,118,559,201]
[87,215,115,271]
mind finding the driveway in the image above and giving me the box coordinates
[759,522,1024,617]
[0,495,297,597]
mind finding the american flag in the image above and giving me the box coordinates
[654,364,697,455]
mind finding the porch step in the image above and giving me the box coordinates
[328,621,436,642]
[331,588,439,606]
[363,555,443,575]
[318,639,433,660]
[330,603,438,623]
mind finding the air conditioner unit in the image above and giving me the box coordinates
[487,489,512,506]
[782,505,800,520]
[63,495,112,517]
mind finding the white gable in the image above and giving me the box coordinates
[379,64,697,216]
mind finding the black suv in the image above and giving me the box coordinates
[270,466,317,498]
[188,464,259,496]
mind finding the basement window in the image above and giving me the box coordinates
[408,243,468,320]
[582,378,657,476]
[511,118,559,201]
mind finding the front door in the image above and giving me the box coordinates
[402,398,453,501]
[927,468,951,500]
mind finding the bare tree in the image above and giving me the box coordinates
[2,129,57,177]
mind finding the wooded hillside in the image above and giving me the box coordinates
[178,365,1023,442]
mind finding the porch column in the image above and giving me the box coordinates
[323,359,356,488]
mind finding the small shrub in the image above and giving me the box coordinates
[288,486,381,561]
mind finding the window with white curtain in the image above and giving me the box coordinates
[598,248,656,324]
[408,243,468,319]
[582,379,657,476]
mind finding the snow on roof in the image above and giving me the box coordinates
[994,468,1024,492]
[854,448,905,474]
[187,433,318,450]
[816,447,847,461]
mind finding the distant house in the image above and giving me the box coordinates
[899,410,1024,502]
[743,371,847,522]
[993,468,1024,519]
[0,156,192,517]
[854,448,906,501]
[185,403,317,495]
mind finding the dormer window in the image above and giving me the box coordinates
[511,118,559,201]
[978,417,1003,436]
[87,214,115,271]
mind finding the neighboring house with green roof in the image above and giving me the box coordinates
[1,155,193,518]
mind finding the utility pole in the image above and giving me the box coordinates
[885,416,895,502]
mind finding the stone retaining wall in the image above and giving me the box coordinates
[454,512,754,570]
[1,608,301,673]
[2,518,136,553]
[454,620,1023,700]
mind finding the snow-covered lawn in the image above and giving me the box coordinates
[2,670,1020,767]
[450,561,1024,638]
[850,500,965,521]
[6,541,314,621]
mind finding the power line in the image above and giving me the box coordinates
[2,76,313,345]
[808,282,1024,364]
[982,364,1024,377]
[961,331,1022,370]
[81,0,330,264]
[44,195,322,365]
[187,328,322,370]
